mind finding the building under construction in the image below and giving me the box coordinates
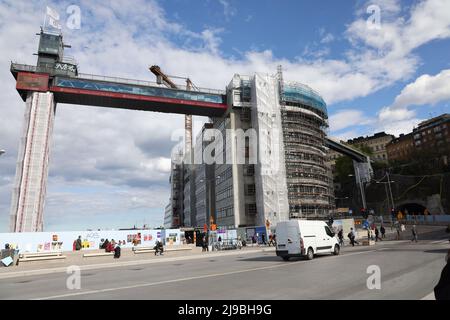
[10,29,361,232]
[165,69,335,229]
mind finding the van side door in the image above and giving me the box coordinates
[317,225,335,253]
[287,224,301,255]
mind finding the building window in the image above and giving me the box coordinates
[245,184,256,196]
[245,203,257,215]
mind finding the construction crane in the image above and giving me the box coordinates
[149,65,193,158]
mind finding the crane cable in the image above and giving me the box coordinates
[395,176,427,201]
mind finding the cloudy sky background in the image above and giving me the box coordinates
[0,0,449,231]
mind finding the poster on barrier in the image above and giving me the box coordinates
[0,229,175,253]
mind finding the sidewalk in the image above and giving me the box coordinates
[343,224,446,245]
[0,245,275,279]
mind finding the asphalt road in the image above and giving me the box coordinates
[0,237,448,300]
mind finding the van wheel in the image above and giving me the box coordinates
[333,244,340,255]
[282,256,290,261]
[306,248,314,260]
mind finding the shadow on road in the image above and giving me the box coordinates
[238,254,334,262]
[423,249,450,254]
[237,256,282,262]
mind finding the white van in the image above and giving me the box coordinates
[276,220,340,261]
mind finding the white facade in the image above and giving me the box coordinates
[251,74,290,226]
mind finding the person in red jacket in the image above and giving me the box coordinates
[106,241,115,253]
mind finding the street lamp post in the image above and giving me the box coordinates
[376,178,396,216]
[387,171,395,211]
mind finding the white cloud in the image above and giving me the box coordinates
[378,107,414,123]
[375,68,450,135]
[333,130,361,142]
[200,28,224,55]
[378,118,423,137]
[345,0,450,85]
[320,33,335,44]
[378,69,450,123]
[391,69,450,109]
[329,109,374,132]
[218,0,236,20]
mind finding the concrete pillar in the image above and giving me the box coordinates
[9,92,56,232]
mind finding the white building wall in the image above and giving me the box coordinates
[10,92,55,232]
[251,74,290,226]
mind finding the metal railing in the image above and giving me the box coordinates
[77,73,226,95]
[11,62,225,95]
[11,62,76,77]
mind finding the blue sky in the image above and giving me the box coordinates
[0,0,449,231]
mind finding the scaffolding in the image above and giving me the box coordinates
[278,74,335,218]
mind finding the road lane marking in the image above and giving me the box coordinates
[33,249,387,300]
[0,248,276,280]
[430,240,449,244]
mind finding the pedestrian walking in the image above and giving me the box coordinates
[202,235,209,252]
[348,228,356,247]
[338,229,344,246]
[411,225,418,243]
[218,236,222,250]
[261,233,266,245]
[75,236,82,251]
[396,223,401,240]
[352,228,359,245]
[380,225,386,239]
[252,234,257,246]
[328,216,334,227]
[114,242,121,259]
[375,226,381,242]
[154,240,164,255]
[236,236,243,249]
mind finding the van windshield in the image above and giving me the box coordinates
[325,226,334,237]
